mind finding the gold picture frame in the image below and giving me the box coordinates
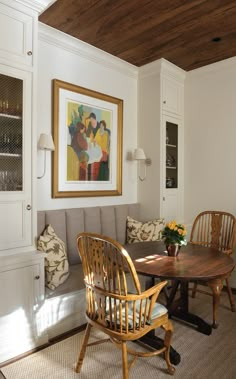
[52,79,123,198]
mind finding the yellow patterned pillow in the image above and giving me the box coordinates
[37,224,70,290]
[126,216,165,244]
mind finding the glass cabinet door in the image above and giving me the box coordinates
[0,74,22,191]
[166,121,178,189]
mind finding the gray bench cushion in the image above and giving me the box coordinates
[45,264,85,298]
[101,206,116,240]
[38,204,141,300]
[66,208,84,265]
[38,203,140,265]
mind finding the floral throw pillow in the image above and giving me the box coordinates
[126,216,165,244]
[37,224,70,290]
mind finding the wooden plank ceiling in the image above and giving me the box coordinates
[39,0,236,71]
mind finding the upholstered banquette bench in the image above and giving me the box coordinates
[37,203,155,339]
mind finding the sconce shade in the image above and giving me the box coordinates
[38,133,55,151]
[134,147,146,160]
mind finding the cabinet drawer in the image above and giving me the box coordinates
[0,3,33,68]
[162,76,183,116]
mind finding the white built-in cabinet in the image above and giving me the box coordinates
[0,0,38,254]
[162,75,183,116]
[138,59,185,222]
[0,252,46,362]
[0,64,33,252]
[0,2,34,68]
[0,0,46,363]
[161,114,183,221]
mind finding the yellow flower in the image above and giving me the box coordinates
[167,220,177,230]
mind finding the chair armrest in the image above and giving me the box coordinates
[223,248,232,256]
[141,280,167,300]
[141,281,167,320]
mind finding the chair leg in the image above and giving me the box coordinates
[121,341,129,379]
[163,320,175,375]
[75,323,92,373]
[225,278,236,312]
[192,282,197,298]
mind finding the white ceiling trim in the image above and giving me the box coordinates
[15,0,57,13]
[38,23,138,79]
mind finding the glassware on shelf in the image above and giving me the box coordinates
[166,177,175,188]
[0,170,21,191]
[0,171,6,190]
[0,132,22,155]
[166,128,169,144]
[166,153,175,167]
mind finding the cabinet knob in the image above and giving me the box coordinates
[35,275,40,280]
[163,100,166,104]
[163,197,165,201]
[27,51,32,56]
[26,204,32,210]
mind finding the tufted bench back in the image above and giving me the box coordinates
[37,203,140,265]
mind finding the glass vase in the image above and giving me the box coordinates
[166,244,181,257]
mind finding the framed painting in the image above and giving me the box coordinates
[52,79,123,198]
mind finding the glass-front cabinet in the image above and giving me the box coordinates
[166,121,178,189]
[0,65,32,253]
[0,74,23,191]
[161,114,183,222]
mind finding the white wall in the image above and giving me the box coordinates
[185,57,236,287]
[37,24,138,210]
[137,70,161,220]
[185,57,236,226]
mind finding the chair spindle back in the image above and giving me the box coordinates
[190,211,236,254]
[77,233,165,335]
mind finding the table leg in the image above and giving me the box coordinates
[207,278,223,329]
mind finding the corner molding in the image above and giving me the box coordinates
[15,0,57,13]
[38,23,138,79]
[139,58,186,82]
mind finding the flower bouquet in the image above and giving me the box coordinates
[162,220,187,256]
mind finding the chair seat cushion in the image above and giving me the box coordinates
[105,297,167,329]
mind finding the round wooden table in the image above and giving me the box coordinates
[125,241,235,331]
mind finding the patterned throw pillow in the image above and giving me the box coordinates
[37,224,70,290]
[126,216,165,244]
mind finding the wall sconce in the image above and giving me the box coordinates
[134,147,151,181]
[37,133,55,179]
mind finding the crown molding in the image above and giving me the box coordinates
[38,23,138,79]
[14,0,57,13]
[139,58,186,82]
[187,56,236,78]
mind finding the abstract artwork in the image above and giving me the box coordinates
[52,79,123,198]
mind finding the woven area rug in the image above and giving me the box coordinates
[1,292,236,379]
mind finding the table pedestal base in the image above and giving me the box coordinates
[170,309,212,335]
[139,332,181,365]
[167,280,212,336]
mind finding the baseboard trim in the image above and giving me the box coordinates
[0,324,86,369]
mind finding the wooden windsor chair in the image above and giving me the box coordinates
[190,211,236,323]
[75,232,175,379]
